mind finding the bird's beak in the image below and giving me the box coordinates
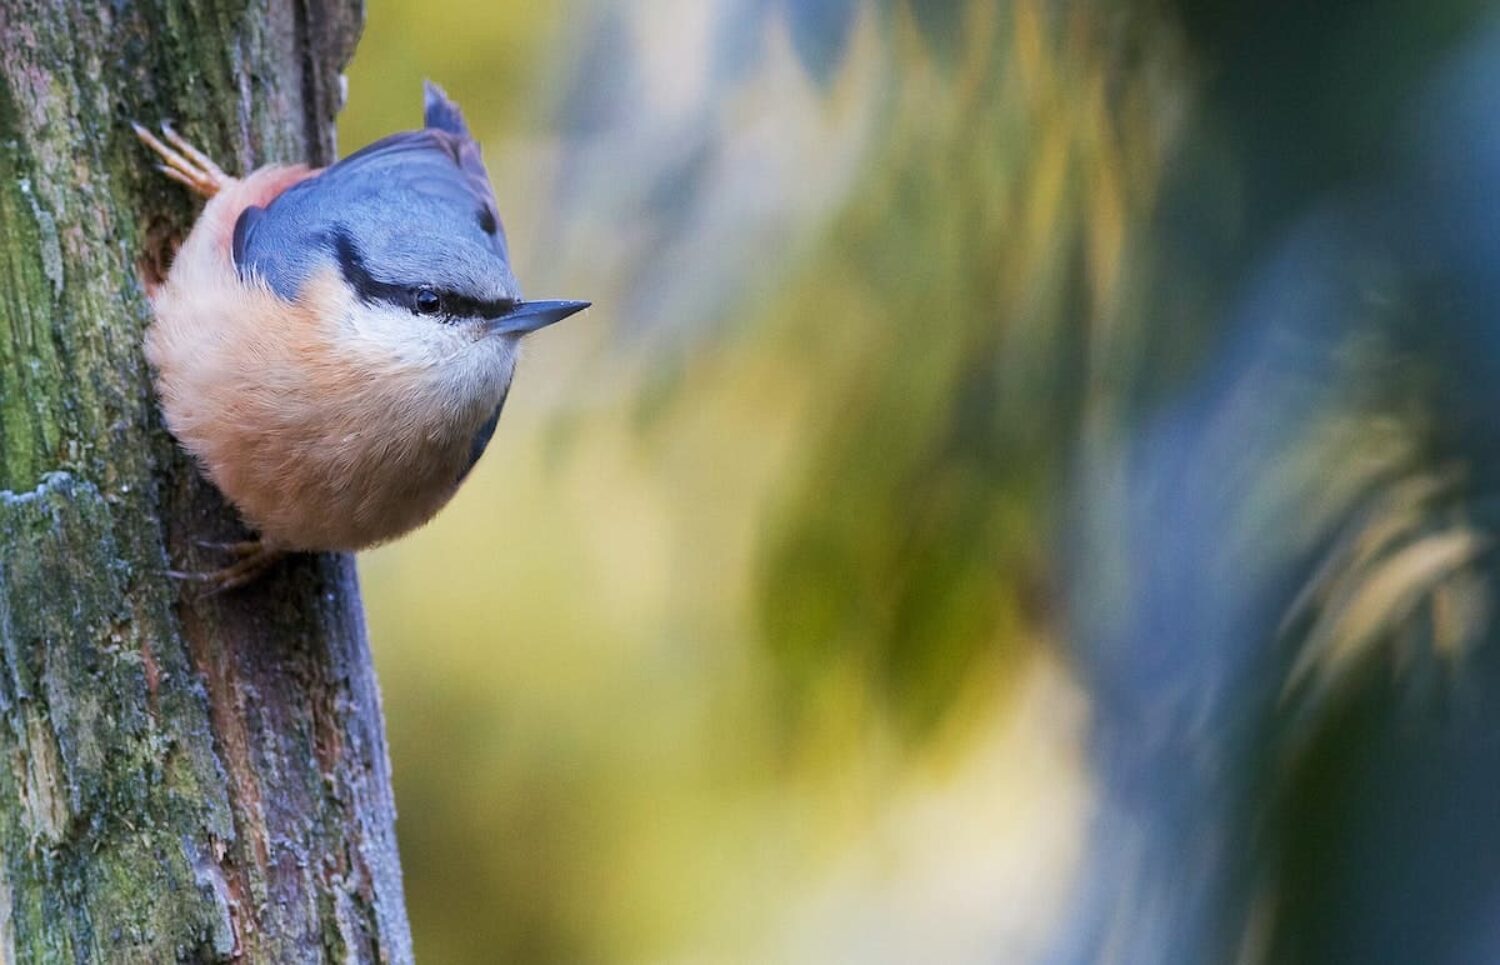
[487,299,591,336]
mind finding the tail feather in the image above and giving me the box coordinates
[420,79,494,202]
[423,80,472,137]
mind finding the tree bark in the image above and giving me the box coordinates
[0,1,412,961]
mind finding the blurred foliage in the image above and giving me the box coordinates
[343,2,1129,959]
[755,1,1182,738]
[343,0,1500,962]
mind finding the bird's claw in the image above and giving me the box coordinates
[192,538,266,558]
[170,539,283,595]
[133,120,229,199]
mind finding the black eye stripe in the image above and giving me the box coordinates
[329,228,518,320]
[436,291,518,320]
[331,228,408,306]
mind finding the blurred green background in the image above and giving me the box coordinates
[340,1,1500,962]
[342,2,1091,961]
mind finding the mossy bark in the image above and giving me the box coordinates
[0,1,412,961]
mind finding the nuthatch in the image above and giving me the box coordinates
[135,82,587,589]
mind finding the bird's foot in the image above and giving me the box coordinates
[132,121,230,199]
[170,539,284,594]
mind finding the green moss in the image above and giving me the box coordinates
[0,141,62,489]
[0,2,408,960]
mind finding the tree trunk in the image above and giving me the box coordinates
[0,1,412,961]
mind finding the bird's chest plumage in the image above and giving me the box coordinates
[252,308,518,551]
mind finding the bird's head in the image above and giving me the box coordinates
[232,82,588,359]
[321,207,589,347]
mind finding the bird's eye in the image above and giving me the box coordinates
[414,287,442,315]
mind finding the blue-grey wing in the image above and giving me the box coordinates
[233,82,516,303]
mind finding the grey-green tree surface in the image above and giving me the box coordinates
[0,0,412,960]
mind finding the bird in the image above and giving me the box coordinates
[134,82,588,590]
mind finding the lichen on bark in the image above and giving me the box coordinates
[0,1,410,961]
